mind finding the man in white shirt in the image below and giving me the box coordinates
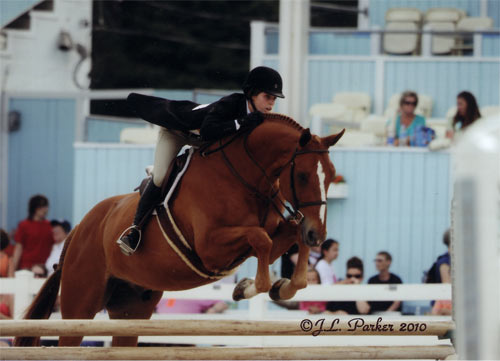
[45,219,71,275]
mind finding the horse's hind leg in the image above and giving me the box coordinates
[105,279,163,346]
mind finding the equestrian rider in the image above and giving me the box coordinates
[117,66,285,255]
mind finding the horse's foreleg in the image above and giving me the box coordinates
[270,242,310,301]
[204,227,273,301]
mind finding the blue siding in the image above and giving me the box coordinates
[384,60,500,116]
[327,149,451,284]
[266,31,279,54]
[308,60,375,110]
[72,145,154,223]
[369,0,480,27]
[482,34,500,57]
[7,98,75,231]
[86,118,147,143]
[73,145,450,285]
[310,32,371,55]
[487,0,500,28]
[0,0,39,27]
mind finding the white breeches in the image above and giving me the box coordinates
[152,128,186,187]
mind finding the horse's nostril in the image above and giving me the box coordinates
[307,230,316,241]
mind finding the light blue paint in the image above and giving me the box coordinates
[487,0,500,28]
[7,98,75,231]
[72,145,154,223]
[327,149,451,286]
[86,118,147,143]
[482,34,500,57]
[310,32,371,55]
[266,30,279,54]
[368,0,480,27]
[154,90,194,101]
[1,0,39,28]
[72,145,451,287]
[308,60,375,111]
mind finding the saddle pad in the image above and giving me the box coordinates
[162,147,194,208]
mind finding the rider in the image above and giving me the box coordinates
[117,66,285,255]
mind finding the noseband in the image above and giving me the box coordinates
[203,131,329,226]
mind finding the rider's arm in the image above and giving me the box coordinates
[200,94,245,141]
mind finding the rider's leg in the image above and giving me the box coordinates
[117,128,185,255]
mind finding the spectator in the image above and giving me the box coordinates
[325,257,370,315]
[299,268,326,314]
[447,91,481,138]
[11,195,54,272]
[435,229,451,284]
[392,91,426,147]
[31,263,48,278]
[368,251,403,313]
[45,219,71,275]
[315,239,339,285]
[0,229,13,277]
[308,245,321,266]
[156,299,228,314]
[281,243,299,279]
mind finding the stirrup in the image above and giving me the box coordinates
[116,226,142,256]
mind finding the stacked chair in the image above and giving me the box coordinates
[383,8,422,55]
[423,8,465,55]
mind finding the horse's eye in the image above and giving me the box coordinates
[297,172,308,185]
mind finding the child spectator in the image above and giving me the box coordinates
[299,268,326,314]
[11,195,54,272]
[326,257,370,315]
[368,251,403,313]
[315,239,339,284]
[45,219,71,275]
[0,229,13,277]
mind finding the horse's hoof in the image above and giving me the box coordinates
[232,278,254,301]
[269,278,290,301]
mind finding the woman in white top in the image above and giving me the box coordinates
[314,239,339,285]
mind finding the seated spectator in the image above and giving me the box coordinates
[11,195,54,272]
[435,230,451,284]
[299,268,326,314]
[431,299,452,315]
[368,251,403,313]
[0,229,13,278]
[308,245,321,266]
[45,219,71,275]
[31,263,48,278]
[391,91,426,147]
[326,257,370,315]
[314,239,339,285]
[447,91,481,138]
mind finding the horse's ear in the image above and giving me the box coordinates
[299,128,312,147]
[323,129,345,148]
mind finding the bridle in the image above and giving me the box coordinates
[202,130,329,226]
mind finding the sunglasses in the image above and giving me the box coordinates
[346,273,362,279]
[403,100,417,106]
[374,259,385,262]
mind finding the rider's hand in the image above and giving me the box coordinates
[237,112,264,130]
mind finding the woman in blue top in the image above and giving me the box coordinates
[394,91,425,147]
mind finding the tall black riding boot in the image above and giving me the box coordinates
[117,179,162,255]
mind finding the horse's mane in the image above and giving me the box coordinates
[263,113,304,132]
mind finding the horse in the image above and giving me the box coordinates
[15,114,344,347]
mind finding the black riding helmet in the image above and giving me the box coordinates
[242,66,285,99]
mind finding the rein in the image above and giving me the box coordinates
[203,129,329,226]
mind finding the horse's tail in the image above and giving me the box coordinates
[14,226,77,346]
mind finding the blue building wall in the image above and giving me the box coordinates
[86,117,147,143]
[0,0,39,27]
[72,145,451,285]
[7,97,75,231]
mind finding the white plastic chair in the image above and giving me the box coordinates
[454,17,494,54]
[331,92,372,122]
[428,22,456,55]
[120,127,159,144]
[480,106,500,118]
[385,8,422,22]
[424,8,465,23]
[383,22,420,55]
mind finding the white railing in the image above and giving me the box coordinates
[2,270,451,320]
[0,270,452,347]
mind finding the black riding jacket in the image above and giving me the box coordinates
[127,92,248,141]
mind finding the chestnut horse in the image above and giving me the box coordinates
[16,114,344,347]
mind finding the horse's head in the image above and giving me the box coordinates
[280,128,344,247]
[246,114,344,247]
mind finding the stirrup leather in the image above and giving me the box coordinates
[116,225,142,256]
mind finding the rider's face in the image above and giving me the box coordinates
[251,92,276,113]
